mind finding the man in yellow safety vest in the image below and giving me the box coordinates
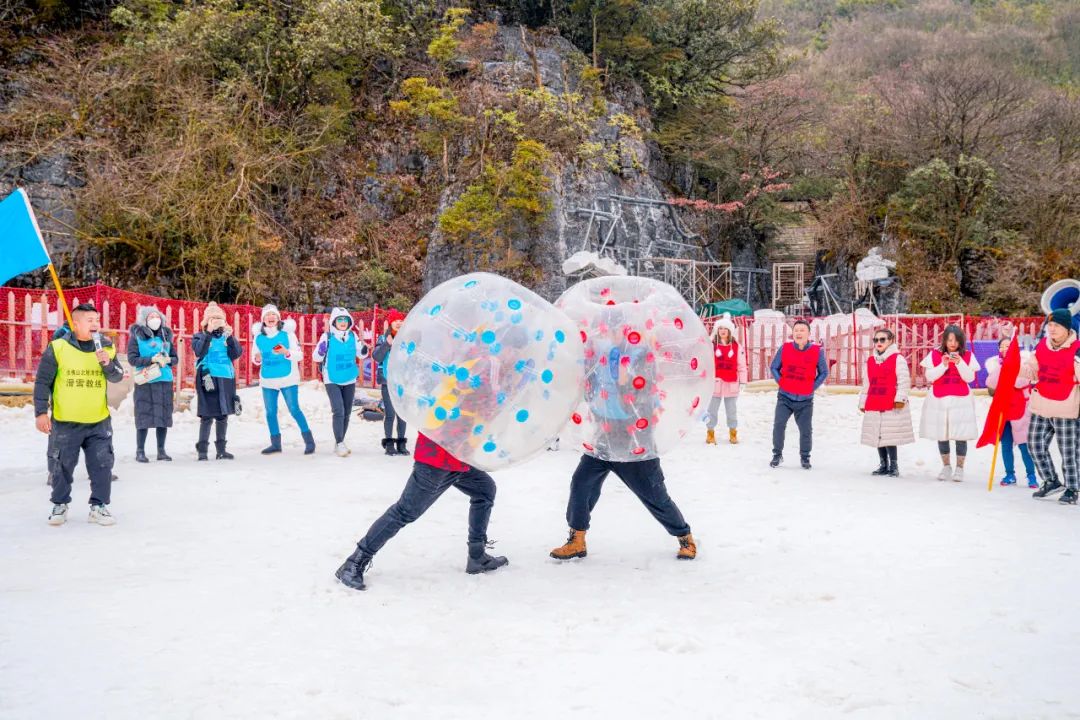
[34,303,126,526]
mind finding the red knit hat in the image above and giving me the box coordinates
[385,309,405,324]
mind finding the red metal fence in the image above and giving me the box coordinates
[1,282,401,391]
[2,282,1044,390]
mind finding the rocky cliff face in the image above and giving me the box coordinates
[421,27,686,303]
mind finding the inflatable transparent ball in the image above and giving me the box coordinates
[386,273,584,471]
[555,276,714,461]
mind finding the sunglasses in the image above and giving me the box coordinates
[873,336,889,343]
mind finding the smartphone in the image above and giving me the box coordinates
[273,344,285,352]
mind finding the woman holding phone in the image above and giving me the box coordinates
[252,304,315,455]
[919,324,980,481]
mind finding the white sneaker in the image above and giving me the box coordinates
[335,442,351,457]
[88,504,116,526]
[937,466,953,482]
[48,503,68,526]
[952,467,964,482]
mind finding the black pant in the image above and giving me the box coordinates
[136,427,169,452]
[325,383,356,443]
[773,395,814,458]
[49,418,115,506]
[566,455,691,537]
[198,416,229,449]
[381,384,406,439]
[357,462,496,556]
[937,440,968,457]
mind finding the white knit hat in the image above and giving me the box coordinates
[713,312,737,336]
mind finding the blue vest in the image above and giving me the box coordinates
[137,334,174,383]
[256,331,292,379]
[326,333,359,384]
[201,336,234,379]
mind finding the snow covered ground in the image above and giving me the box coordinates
[1,385,1077,719]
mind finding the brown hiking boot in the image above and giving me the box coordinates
[706,429,716,445]
[729,429,738,444]
[550,529,587,560]
[677,533,697,560]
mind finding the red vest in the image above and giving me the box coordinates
[865,353,899,411]
[415,433,470,472]
[1034,340,1080,402]
[778,342,820,396]
[714,341,740,383]
[931,349,973,398]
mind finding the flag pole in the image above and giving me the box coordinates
[46,262,74,330]
[987,414,1005,492]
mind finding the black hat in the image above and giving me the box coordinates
[1047,308,1072,330]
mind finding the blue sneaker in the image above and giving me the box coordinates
[1027,474,1039,489]
[1000,473,1017,486]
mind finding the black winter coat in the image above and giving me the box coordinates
[191,330,243,418]
[126,324,178,429]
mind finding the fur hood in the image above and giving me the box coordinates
[252,316,296,337]
[328,306,354,331]
[131,305,173,341]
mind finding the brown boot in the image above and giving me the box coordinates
[729,428,738,444]
[677,533,697,560]
[550,529,587,560]
[705,429,716,445]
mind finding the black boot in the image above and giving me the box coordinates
[215,441,234,460]
[157,449,172,461]
[1060,489,1078,505]
[769,453,783,468]
[801,456,812,470]
[261,435,282,455]
[395,437,410,457]
[466,541,509,575]
[302,430,316,455]
[1033,479,1063,498]
[335,548,373,591]
[887,462,900,478]
[135,449,149,463]
[871,449,889,475]
[382,438,395,456]
[196,442,209,461]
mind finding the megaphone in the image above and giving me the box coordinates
[1040,278,1080,332]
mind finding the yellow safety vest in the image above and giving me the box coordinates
[51,338,115,423]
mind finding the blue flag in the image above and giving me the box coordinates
[0,188,51,285]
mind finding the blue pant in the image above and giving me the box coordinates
[358,462,496,555]
[566,455,691,537]
[1001,421,1035,478]
[262,385,310,436]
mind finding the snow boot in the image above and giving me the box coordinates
[1060,489,1078,505]
[677,533,697,560]
[395,437,410,456]
[382,438,395,456]
[1000,473,1017,486]
[801,456,812,470]
[887,462,900,478]
[871,460,889,476]
[302,430,316,455]
[550,529,587,560]
[1027,474,1039,489]
[335,548,373,591]
[705,429,716,445]
[196,442,209,461]
[88,504,116,526]
[937,465,953,482]
[215,441,234,460]
[1033,479,1063,498]
[157,449,172,461]
[261,435,282,455]
[769,453,783,468]
[48,503,68,526]
[466,541,509,574]
[135,449,149,463]
[729,428,738,444]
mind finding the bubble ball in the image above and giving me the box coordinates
[555,276,714,462]
[386,272,585,471]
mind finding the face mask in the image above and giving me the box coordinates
[148,317,162,331]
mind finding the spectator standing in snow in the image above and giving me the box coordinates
[769,320,828,469]
[312,307,368,457]
[858,328,913,477]
[705,313,746,445]
[919,325,980,482]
